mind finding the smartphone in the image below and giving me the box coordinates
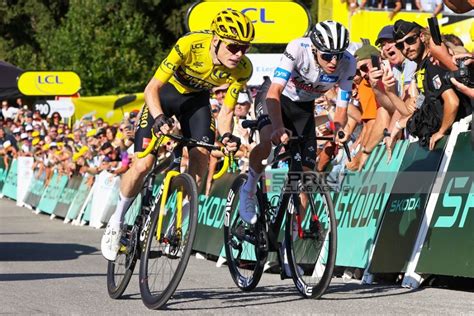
[371,54,380,69]
[428,17,442,46]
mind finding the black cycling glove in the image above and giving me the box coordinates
[152,114,174,134]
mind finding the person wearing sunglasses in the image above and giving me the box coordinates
[239,20,355,223]
[389,19,469,150]
[101,9,255,261]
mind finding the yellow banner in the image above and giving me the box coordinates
[72,93,144,124]
[187,1,311,44]
[18,71,81,96]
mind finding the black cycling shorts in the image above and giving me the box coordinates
[255,80,317,170]
[134,83,215,153]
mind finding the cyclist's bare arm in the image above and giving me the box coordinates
[144,77,166,118]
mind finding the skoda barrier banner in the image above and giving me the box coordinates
[54,176,82,218]
[2,159,18,200]
[369,139,446,273]
[194,173,239,256]
[37,173,69,214]
[24,170,47,208]
[65,177,92,221]
[334,140,409,268]
[16,157,34,206]
[0,159,8,192]
[416,133,474,278]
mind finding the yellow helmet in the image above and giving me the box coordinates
[211,9,255,44]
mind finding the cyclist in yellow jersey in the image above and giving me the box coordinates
[101,9,255,261]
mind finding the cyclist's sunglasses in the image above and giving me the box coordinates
[395,34,419,50]
[320,52,343,62]
[222,40,251,55]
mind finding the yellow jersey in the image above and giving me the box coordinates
[153,31,253,110]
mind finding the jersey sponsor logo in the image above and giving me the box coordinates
[211,69,231,80]
[191,43,204,50]
[319,74,338,83]
[300,43,310,48]
[274,67,291,80]
[291,78,327,93]
[161,58,177,72]
[193,61,204,68]
[174,44,184,59]
[340,90,351,101]
[283,50,295,61]
[174,67,214,90]
[139,106,150,128]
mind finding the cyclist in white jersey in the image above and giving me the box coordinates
[239,20,356,225]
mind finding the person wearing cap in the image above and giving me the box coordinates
[0,126,18,151]
[101,9,255,262]
[386,19,469,150]
[345,44,387,171]
[367,25,418,159]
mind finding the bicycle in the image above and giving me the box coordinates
[106,132,222,309]
[224,120,349,298]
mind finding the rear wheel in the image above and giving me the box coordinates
[223,174,267,291]
[107,224,139,299]
[285,175,337,298]
[139,173,198,309]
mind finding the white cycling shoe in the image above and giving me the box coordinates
[101,222,123,261]
[238,185,258,225]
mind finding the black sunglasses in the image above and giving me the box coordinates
[356,64,369,76]
[395,34,419,50]
[320,52,343,62]
[223,41,250,55]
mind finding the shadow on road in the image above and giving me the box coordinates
[0,242,98,261]
[0,272,105,282]
[159,284,302,310]
[322,281,422,300]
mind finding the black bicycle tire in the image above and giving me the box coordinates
[285,182,337,299]
[139,173,198,309]
[223,173,266,291]
[106,245,137,299]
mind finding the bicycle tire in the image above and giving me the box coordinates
[106,224,139,299]
[284,175,337,299]
[223,173,267,291]
[139,173,198,309]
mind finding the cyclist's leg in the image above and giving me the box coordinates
[102,104,156,261]
[178,92,214,193]
[239,83,272,224]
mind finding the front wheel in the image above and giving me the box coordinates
[285,175,337,299]
[139,173,198,309]
[223,174,267,291]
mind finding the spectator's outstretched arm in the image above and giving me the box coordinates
[429,88,459,150]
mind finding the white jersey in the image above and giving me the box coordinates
[272,37,356,107]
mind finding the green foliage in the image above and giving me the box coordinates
[0,1,314,96]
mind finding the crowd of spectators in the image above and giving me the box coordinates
[0,20,472,193]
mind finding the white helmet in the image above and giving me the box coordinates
[310,20,349,54]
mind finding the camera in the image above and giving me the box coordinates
[442,58,473,87]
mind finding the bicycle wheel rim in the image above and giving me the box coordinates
[106,227,137,299]
[286,189,337,299]
[139,173,198,309]
[224,174,266,291]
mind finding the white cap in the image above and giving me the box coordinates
[25,125,33,132]
[20,133,28,140]
[13,127,21,134]
[50,142,58,148]
[3,140,11,148]
[237,92,251,105]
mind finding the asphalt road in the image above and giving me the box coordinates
[1,198,473,315]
